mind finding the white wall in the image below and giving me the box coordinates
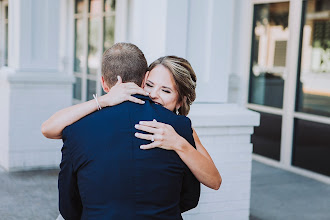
[0,0,73,170]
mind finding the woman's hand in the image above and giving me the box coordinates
[134,120,185,151]
[98,76,149,107]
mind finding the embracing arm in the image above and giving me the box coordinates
[175,129,221,190]
[136,121,222,190]
[41,77,148,139]
[41,99,101,139]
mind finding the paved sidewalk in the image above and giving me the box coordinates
[0,167,59,220]
[250,161,330,220]
[1,161,330,219]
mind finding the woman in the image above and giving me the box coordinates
[42,56,221,190]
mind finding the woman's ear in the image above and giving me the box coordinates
[141,71,149,88]
[176,96,187,111]
[101,76,110,93]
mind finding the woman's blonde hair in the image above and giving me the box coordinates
[149,56,197,116]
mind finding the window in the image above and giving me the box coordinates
[248,2,290,161]
[296,0,330,117]
[1,1,8,67]
[248,2,290,109]
[292,0,330,176]
[73,0,116,102]
[248,0,330,178]
[292,119,330,176]
[252,112,282,161]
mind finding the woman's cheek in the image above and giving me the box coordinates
[144,87,151,93]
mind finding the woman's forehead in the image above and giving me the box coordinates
[148,65,176,87]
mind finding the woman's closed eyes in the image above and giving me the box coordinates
[146,81,172,94]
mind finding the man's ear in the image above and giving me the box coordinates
[141,71,149,88]
[101,76,110,93]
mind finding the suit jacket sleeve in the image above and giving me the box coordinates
[178,117,201,213]
[58,126,82,220]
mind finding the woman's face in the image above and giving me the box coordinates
[143,65,181,112]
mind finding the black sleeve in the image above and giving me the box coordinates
[58,127,82,220]
[177,117,201,213]
[180,166,201,213]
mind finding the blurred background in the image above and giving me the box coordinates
[0,0,329,219]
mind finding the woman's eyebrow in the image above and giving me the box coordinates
[146,80,154,84]
[162,86,173,91]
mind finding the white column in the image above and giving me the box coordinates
[186,0,235,103]
[183,105,259,220]
[228,0,254,105]
[126,0,167,62]
[0,0,73,170]
[126,1,260,219]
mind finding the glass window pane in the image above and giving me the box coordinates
[5,22,8,66]
[74,19,84,73]
[251,111,282,161]
[73,77,82,100]
[88,17,101,75]
[87,79,97,100]
[89,0,102,14]
[5,6,8,19]
[248,3,290,108]
[104,16,115,51]
[293,119,330,177]
[104,0,116,12]
[296,0,330,117]
[75,0,85,14]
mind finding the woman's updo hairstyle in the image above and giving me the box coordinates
[148,56,197,116]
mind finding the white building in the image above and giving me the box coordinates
[1,0,329,219]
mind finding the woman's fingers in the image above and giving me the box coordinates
[116,75,122,85]
[127,88,149,96]
[140,142,160,150]
[134,124,158,134]
[134,132,154,141]
[127,96,145,104]
[139,120,165,128]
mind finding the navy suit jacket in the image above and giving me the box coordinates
[58,95,200,220]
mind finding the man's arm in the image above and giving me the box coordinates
[180,165,201,212]
[58,127,82,220]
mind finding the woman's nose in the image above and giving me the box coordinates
[149,89,159,99]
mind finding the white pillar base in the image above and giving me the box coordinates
[0,68,74,171]
[183,104,260,220]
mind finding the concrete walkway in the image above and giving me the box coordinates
[1,161,330,219]
[0,167,59,220]
[250,161,330,220]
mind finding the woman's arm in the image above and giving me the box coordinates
[41,77,148,139]
[135,121,222,190]
[41,99,102,139]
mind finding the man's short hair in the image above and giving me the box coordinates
[102,42,148,87]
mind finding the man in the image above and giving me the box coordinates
[59,43,200,219]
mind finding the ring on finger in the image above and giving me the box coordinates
[151,135,154,142]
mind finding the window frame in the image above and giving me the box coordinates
[71,0,127,104]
